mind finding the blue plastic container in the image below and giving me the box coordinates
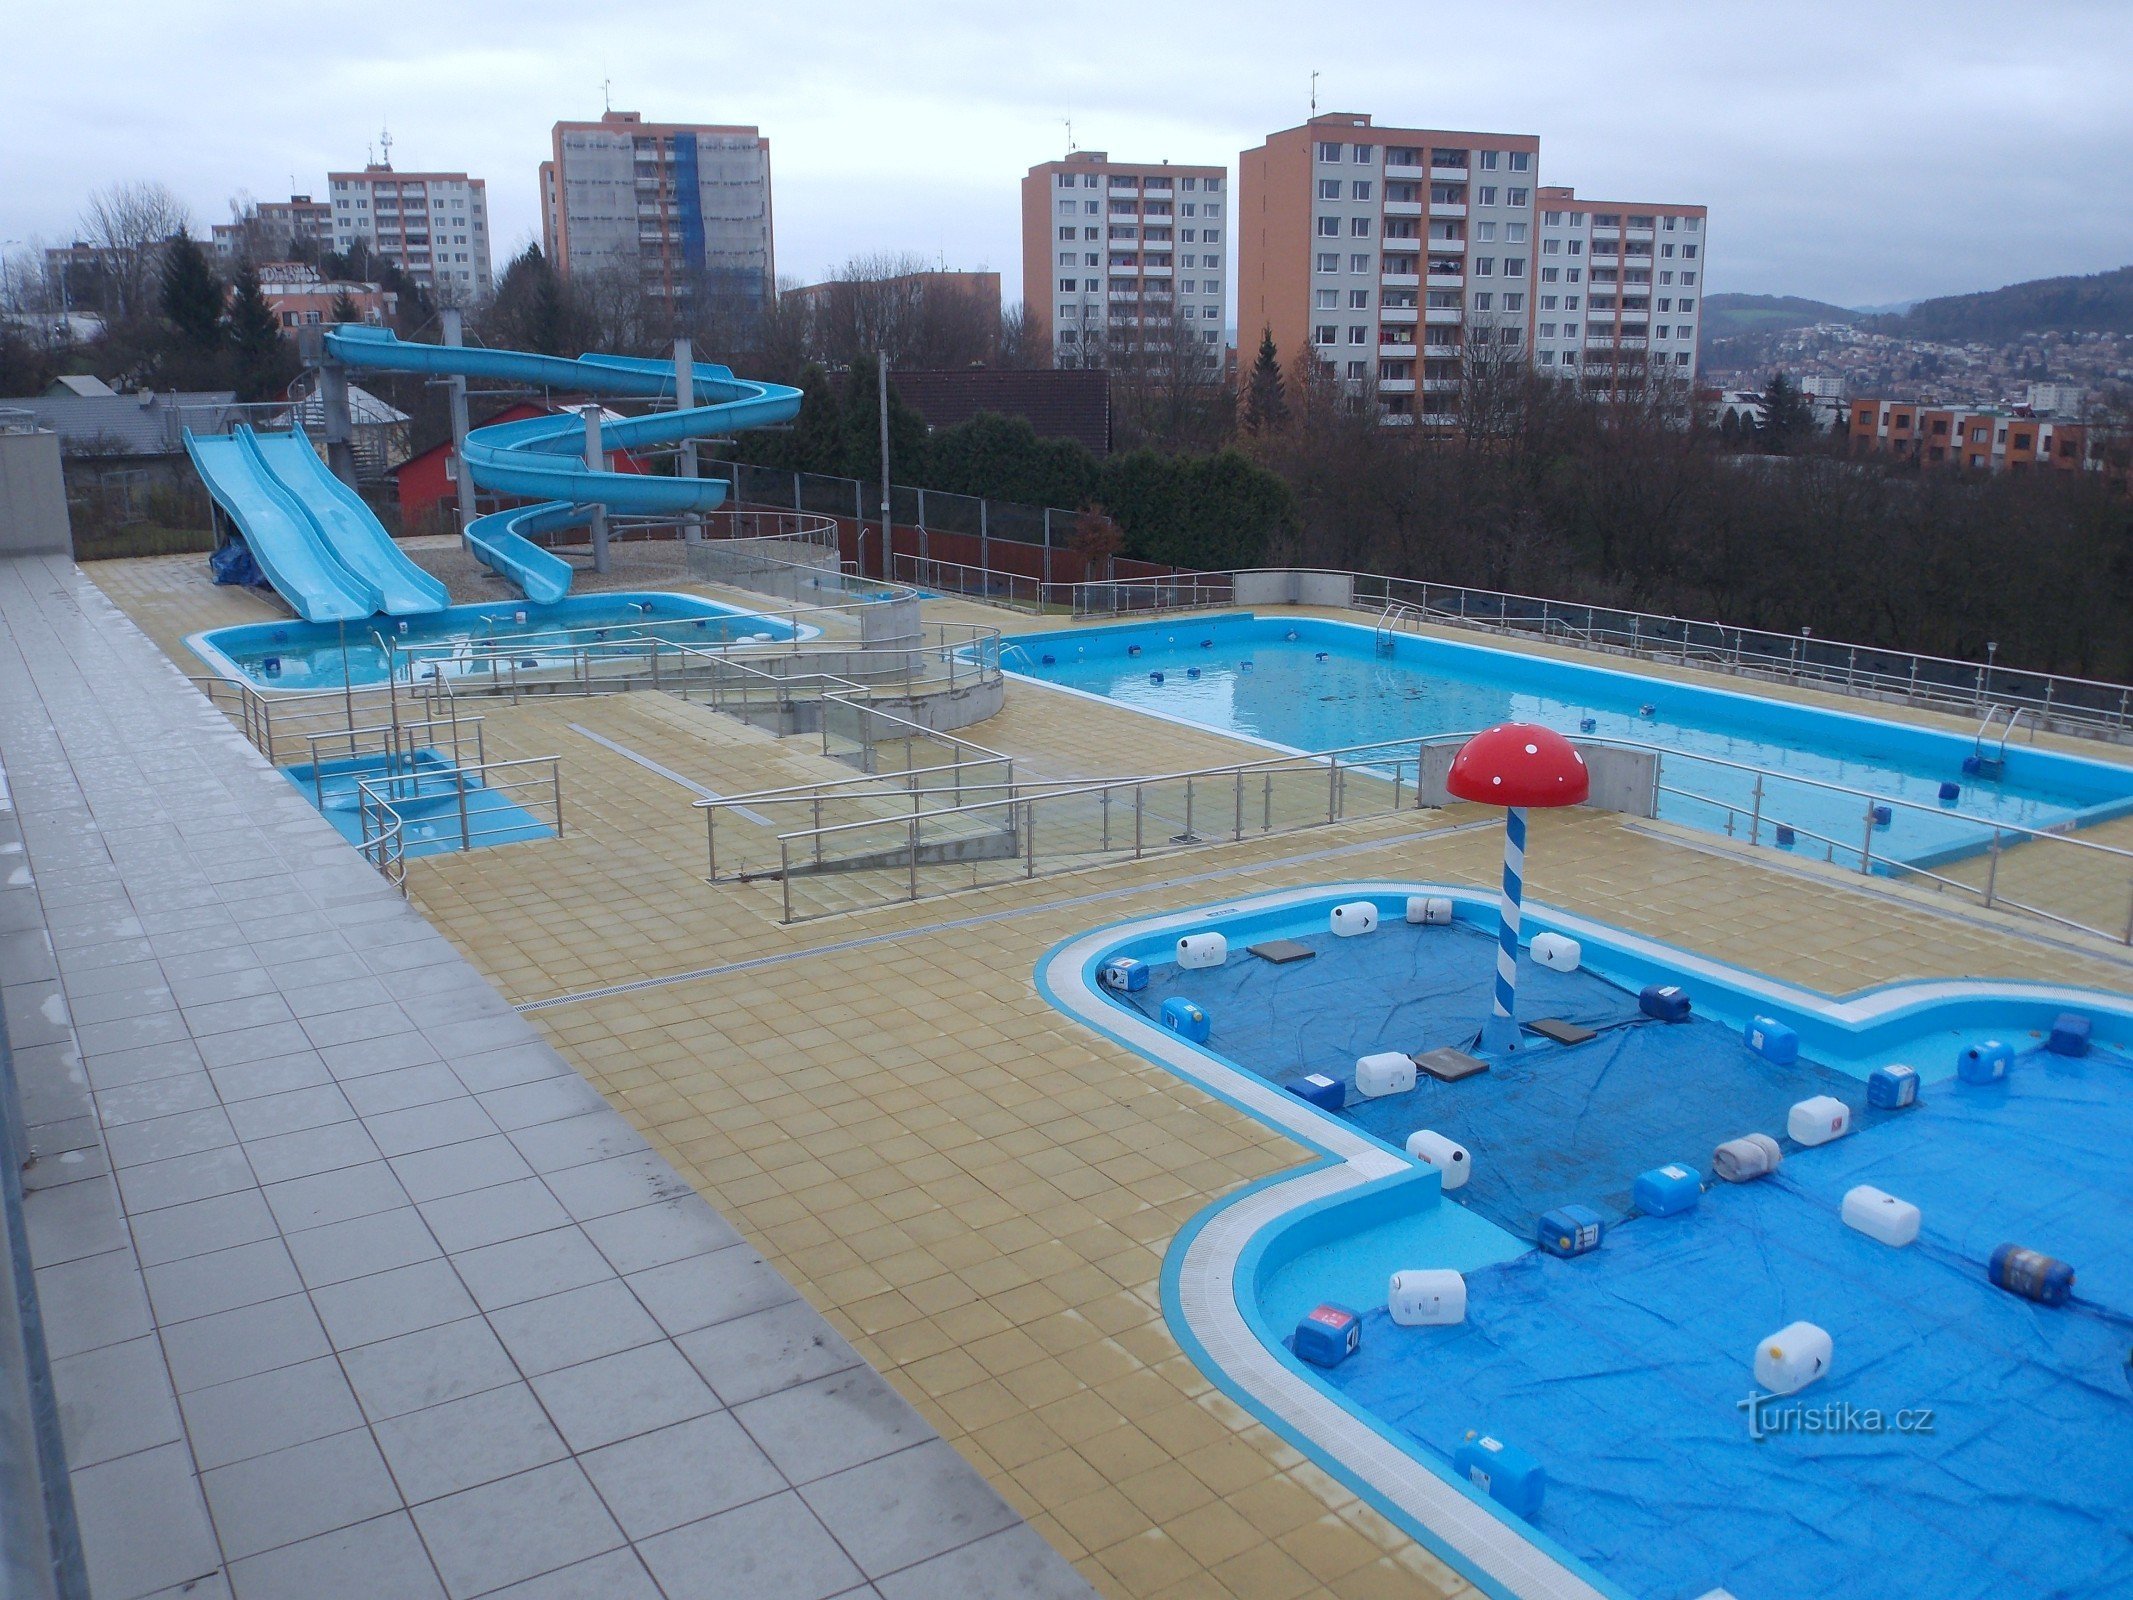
[1867,1063,1919,1109]
[1100,957,1148,993]
[1989,1244,2075,1307]
[1186,666,1201,679]
[1160,997,1209,1043]
[1634,1163,1702,1217]
[1959,1039,2013,1084]
[1775,825,1796,848]
[1287,1072,1344,1111]
[1455,1432,1545,1519]
[1536,1204,1606,1258]
[1639,984,1691,1023]
[2049,1013,2092,1057]
[1746,1017,1799,1066]
[1939,780,1962,803]
[1293,1303,1361,1367]
[1962,754,1983,776]
[1579,716,1597,733]
[1149,670,1164,684]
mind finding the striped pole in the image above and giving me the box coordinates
[1480,805,1527,1054]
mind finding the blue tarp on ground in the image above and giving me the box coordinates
[1128,927,2133,1598]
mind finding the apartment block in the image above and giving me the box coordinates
[1848,399,2119,478]
[1021,150,1228,369]
[1239,113,1707,424]
[1533,188,1707,398]
[328,165,492,297]
[541,111,773,312]
[210,195,333,261]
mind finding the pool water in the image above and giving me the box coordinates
[283,750,552,855]
[1110,912,2133,1600]
[1007,615,2133,868]
[193,591,796,691]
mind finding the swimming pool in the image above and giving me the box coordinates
[190,591,800,691]
[1040,887,2133,1600]
[1004,614,2133,868]
[283,749,554,855]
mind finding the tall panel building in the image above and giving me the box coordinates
[1533,188,1708,398]
[327,164,492,298]
[1238,113,1705,424]
[541,111,774,313]
[1020,150,1228,369]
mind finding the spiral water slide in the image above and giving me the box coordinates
[323,325,804,603]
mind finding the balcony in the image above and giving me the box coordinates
[1423,377,1462,393]
[1378,342,1417,358]
[1383,200,1423,218]
[1141,264,1171,277]
[1379,377,1417,394]
[1385,160,1427,180]
[1425,306,1463,325]
[1380,306,1419,324]
[1429,203,1467,219]
[1380,272,1420,289]
[1426,233,1466,251]
[1430,165,1469,182]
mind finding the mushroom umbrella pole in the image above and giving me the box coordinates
[1444,723,1591,1054]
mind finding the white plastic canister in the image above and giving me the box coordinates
[1330,901,1379,937]
[1176,932,1228,969]
[1787,1095,1852,1147]
[1754,1320,1832,1395]
[1388,1269,1467,1326]
[1407,895,1454,926]
[1841,1185,1921,1247]
[1354,1051,1416,1098]
[1529,932,1581,973]
[1405,1128,1471,1189]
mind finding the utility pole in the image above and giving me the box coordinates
[584,403,609,573]
[441,308,474,538]
[674,336,700,545]
[876,350,891,581]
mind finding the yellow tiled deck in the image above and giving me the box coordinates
[92,553,2133,1600]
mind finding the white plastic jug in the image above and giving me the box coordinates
[1388,1269,1467,1326]
[1754,1320,1832,1395]
[1354,1051,1416,1098]
[1407,895,1454,925]
[1176,932,1228,969]
[1405,1128,1470,1189]
[1786,1095,1851,1147]
[1841,1185,1920,1247]
[1530,932,1581,973]
[1330,901,1379,937]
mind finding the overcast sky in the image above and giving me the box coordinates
[6,0,2129,313]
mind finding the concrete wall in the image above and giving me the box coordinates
[1233,569,1355,608]
[0,433,70,557]
[1414,740,1657,818]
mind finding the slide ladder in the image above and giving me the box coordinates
[322,328,803,605]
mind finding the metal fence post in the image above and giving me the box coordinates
[1025,801,1036,878]
[1983,831,2000,908]
[1134,786,1144,858]
[1328,756,1340,823]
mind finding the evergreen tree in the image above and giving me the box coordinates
[483,244,581,357]
[330,289,361,324]
[784,364,844,475]
[1242,328,1289,434]
[1756,371,1817,455]
[227,259,293,401]
[159,234,223,355]
[838,353,929,488]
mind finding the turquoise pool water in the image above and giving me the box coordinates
[283,749,552,855]
[1005,614,2133,868]
[1057,890,2133,1600]
[192,591,796,691]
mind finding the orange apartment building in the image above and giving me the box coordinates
[1534,187,1707,400]
[1020,150,1228,368]
[1848,400,2126,483]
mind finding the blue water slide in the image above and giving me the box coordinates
[246,426,448,615]
[185,428,381,622]
[322,326,803,602]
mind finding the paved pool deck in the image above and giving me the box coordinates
[67,550,2133,1600]
[0,551,1094,1600]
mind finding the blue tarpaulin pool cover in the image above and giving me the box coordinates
[1128,925,2133,1600]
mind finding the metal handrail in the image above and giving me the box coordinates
[352,754,564,887]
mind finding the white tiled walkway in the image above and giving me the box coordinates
[0,554,1093,1600]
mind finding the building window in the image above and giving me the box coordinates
[1319,142,1343,162]
[1477,186,1498,206]
[1562,322,1579,338]
[1476,221,1497,241]
[1353,144,1373,164]
[1352,181,1373,201]
[1058,278,1078,292]
[1317,216,1340,236]
[1058,227,1076,241]
[1504,293,1524,311]
[1315,288,1338,308]
[1204,228,1220,242]
[1507,187,1529,207]
[1504,258,1526,278]
[1317,252,1340,273]
[1539,323,1556,338]
[1478,150,1500,170]
[1541,266,1560,283]
[1566,268,1582,284]
[1678,324,1693,342]
[1351,217,1372,237]
[1506,222,1528,242]
[1683,245,1698,258]
[1473,257,1494,276]
[1349,289,1370,309]
[1319,179,1342,199]
[1509,152,1531,171]
[1473,292,1493,311]
[1543,239,1561,254]
[1314,324,1337,345]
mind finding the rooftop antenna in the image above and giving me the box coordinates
[1310,71,1319,116]
[378,125,393,169]
[1064,116,1073,157]
[603,77,613,113]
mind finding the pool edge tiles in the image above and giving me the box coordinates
[1034,883,2133,1600]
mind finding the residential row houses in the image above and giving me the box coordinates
[1846,398,2127,484]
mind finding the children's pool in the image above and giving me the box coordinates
[191,591,799,691]
[1004,614,2133,868]
[1043,887,2133,1600]
[283,749,553,855]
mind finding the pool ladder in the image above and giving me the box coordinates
[1375,601,1422,653]
[1970,704,2030,777]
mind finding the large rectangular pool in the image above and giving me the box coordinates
[1006,613,2133,867]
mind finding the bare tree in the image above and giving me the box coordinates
[996,301,1050,370]
[794,253,998,370]
[78,181,191,322]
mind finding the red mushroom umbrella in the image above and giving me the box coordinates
[1446,723,1590,1052]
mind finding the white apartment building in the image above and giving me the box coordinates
[327,165,493,298]
[541,112,774,314]
[1533,187,1707,399]
[1021,151,1227,370]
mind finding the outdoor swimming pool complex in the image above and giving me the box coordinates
[1044,887,2133,1600]
[1006,614,2133,867]
[190,591,799,691]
